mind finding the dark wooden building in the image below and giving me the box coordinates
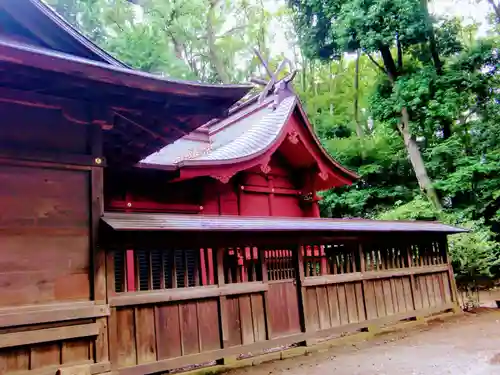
[0,2,464,375]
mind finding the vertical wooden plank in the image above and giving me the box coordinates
[326,285,341,327]
[197,300,221,352]
[181,302,200,355]
[389,278,400,313]
[394,278,406,312]
[107,307,119,368]
[94,317,109,365]
[418,276,430,309]
[135,306,157,364]
[0,348,30,373]
[250,294,267,342]
[239,295,255,345]
[401,277,414,311]
[115,308,136,367]
[373,280,386,318]
[30,343,61,370]
[305,287,320,331]
[425,274,437,307]
[225,297,242,347]
[364,281,378,320]
[354,282,366,321]
[61,340,90,364]
[337,284,349,325]
[434,273,446,306]
[316,286,331,330]
[156,304,182,359]
[285,280,301,334]
[381,280,394,316]
[345,283,359,323]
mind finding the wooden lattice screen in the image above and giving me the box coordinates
[113,248,216,293]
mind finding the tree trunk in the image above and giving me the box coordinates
[353,49,364,138]
[207,0,230,83]
[399,108,442,209]
[487,0,500,24]
[378,45,442,210]
[421,0,442,74]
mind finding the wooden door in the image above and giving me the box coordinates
[264,250,302,338]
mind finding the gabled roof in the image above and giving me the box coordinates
[0,0,125,65]
[0,37,251,165]
[140,88,358,190]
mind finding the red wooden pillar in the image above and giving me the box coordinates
[126,249,135,292]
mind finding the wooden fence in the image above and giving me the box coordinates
[105,236,458,375]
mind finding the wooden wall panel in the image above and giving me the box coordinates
[272,196,303,217]
[326,285,341,327]
[250,294,267,342]
[305,282,366,331]
[135,307,156,364]
[181,302,200,355]
[197,300,221,351]
[156,305,182,360]
[225,296,242,347]
[0,337,93,374]
[0,166,90,307]
[114,308,136,367]
[239,193,270,216]
[267,283,301,338]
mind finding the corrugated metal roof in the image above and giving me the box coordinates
[102,212,466,234]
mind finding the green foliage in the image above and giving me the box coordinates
[447,219,500,289]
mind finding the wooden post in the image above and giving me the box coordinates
[406,244,418,311]
[260,248,272,340]
[294,243,309,344]
[89,124,109,365]
[358,242,369,322]
[443,237,460,310]
[216,248,230,349]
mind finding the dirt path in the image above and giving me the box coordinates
[227,309,500,375]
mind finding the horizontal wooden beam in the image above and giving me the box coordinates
[108,200,203,214]
[109,282,268,307]
[240,185,302,196]
[12,361,110,375]
[0,301,110,328]
[116,303,455,375]
[302,264,449,287]
[0,323,99,349]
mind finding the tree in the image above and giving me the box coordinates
[45,0,280,83]
[289,0,446,209]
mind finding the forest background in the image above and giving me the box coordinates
[44,0,500,293]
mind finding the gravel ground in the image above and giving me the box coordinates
[227,307,500,375]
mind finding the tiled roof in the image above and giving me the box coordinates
[102,212,467,234]
[193,96,296,162]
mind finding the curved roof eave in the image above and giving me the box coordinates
[174,95,359,184]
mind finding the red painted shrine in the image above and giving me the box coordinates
[0,2,464,375]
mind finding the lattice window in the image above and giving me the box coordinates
[265,249,295,281]
[364,244,409,271]
[114,250,125,293]
[223,247,262,283]
[303,243,359,277]
[409,241,446,267]
[113,248,216,293]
